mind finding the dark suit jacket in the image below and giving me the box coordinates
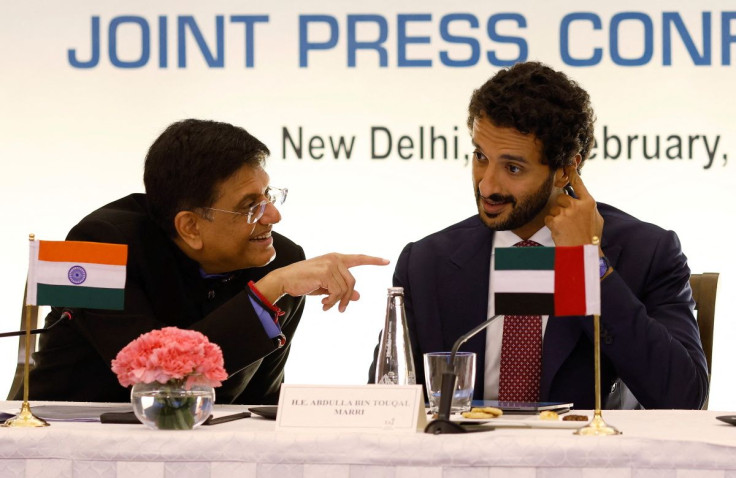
[371,203,708,409]
[21,193,305,404]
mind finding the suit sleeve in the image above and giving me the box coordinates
[65,218,284,380]
[231,246,306,405]
[597,230,708,409]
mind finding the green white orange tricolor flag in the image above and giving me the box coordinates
[494,245,601,316]
[27,240,128,310]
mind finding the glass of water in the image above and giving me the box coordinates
[423,351,476,414]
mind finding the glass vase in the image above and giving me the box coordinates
[131,380,215,430]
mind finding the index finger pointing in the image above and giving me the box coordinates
[340,254,391,268]
[568,167,591,199]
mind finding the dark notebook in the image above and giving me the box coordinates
[471,400,573,414]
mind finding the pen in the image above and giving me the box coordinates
[203,411,251,425]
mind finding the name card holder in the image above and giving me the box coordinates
[276,384,426,433]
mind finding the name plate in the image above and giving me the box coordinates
[275,384,426,433]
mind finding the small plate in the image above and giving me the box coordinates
[716,415,736,426]
[248,405,278,420]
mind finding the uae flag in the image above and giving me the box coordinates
[27,240,128,310]
[494,245,601,316]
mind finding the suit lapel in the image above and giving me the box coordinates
[540,315,582,399]
[439,221,493,398]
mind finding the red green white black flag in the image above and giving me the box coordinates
[494,245,601,316]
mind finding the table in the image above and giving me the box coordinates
[0,402,735,478]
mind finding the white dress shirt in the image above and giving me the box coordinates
[483,227,554,400]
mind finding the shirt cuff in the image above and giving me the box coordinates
[247,281,286,348]
[248,295,283,339]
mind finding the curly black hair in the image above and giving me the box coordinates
[467,62,595,170]
[144,119,270,237]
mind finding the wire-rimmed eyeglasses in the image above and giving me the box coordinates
[200,187,287,224]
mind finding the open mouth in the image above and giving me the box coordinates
[250,231,272,242]
[481,197,512,215]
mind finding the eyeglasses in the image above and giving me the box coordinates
[200,187,287,224]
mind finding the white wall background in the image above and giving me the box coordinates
[1,0,734,410]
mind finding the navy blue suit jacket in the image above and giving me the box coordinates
[380,203,708,409]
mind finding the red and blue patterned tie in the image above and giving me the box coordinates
[498,239,542,402]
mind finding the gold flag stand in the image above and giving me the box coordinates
[573,312,620,435]
[2,234,49,428]
[574,236,620,436]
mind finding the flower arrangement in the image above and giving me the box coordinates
[112,327,228,388]
[112,327,228,430]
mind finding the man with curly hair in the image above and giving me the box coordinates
[371,62,707,409]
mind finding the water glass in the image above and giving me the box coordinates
[423,352,476,414]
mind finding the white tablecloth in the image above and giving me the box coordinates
[0,402,735,478]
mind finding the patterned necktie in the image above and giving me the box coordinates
[498,239,543,402]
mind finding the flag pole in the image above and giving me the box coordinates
[2,234,49,428]
[574,236,620,436]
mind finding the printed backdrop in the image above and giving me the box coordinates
[2,0,734,409]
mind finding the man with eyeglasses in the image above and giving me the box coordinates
[22,119,388,404]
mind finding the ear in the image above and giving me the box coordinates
[173,211,203,250]
[555,154,583,187]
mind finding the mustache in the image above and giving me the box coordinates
[478,191,516,205]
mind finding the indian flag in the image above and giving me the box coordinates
[494,245,600,316]
[27,240,128,310]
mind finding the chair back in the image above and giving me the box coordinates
[606,272,719,410]
[689,272,719,387]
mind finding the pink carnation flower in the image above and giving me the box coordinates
[111,327,228,388]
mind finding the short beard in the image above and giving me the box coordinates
[476,172,555,231]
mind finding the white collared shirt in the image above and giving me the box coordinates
[483,227,554,400]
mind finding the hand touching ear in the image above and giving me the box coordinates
[545,168,604,255]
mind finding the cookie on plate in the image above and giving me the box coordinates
[461,406,503,419]
[539,410,559,420]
